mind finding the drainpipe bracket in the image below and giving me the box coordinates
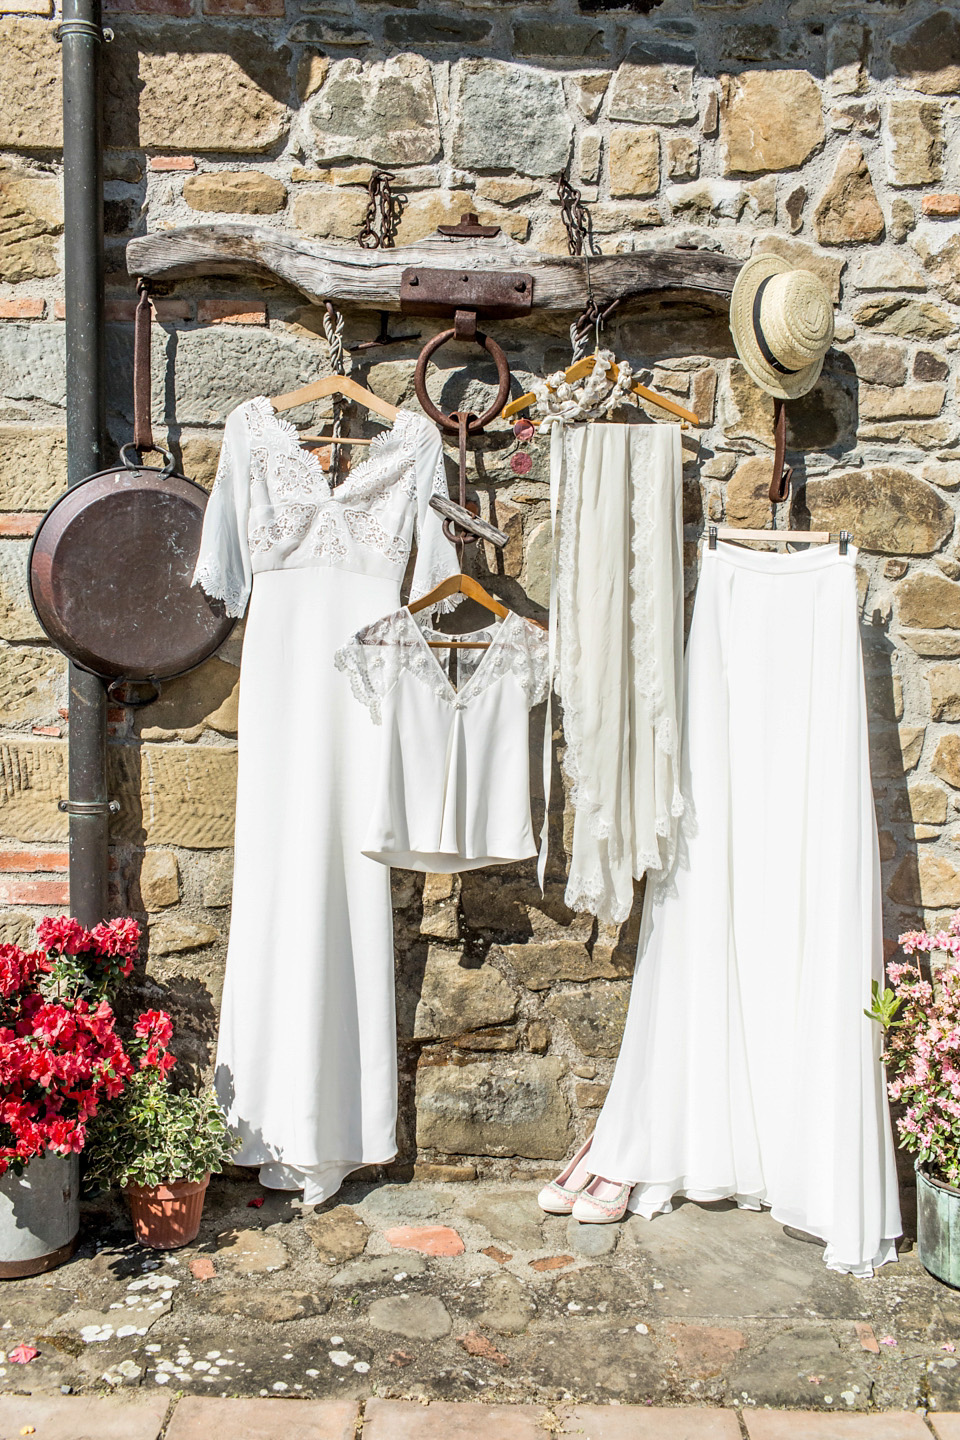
[58,800,120,816]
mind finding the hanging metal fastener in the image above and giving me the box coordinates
[556,171,600,260]
[358,170,406,250]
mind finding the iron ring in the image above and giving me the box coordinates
[413,328,511,434]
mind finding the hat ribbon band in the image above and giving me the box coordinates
[752,276,802,377]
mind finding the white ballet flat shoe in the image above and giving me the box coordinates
[571,1176,633,1224]
[537,1136,594,1215]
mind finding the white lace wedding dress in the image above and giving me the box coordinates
[193,398,459,1203]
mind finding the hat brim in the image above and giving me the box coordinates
[730,252,825,402]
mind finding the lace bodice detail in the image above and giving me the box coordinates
[193,398,459,618]
[334,608,549,726]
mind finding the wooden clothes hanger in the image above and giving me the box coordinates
[270,374,399,447]
[502,354,700,429]
[408,573,547,648]
[708,525,851,555]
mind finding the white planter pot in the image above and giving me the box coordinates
[0,1150,80,1279]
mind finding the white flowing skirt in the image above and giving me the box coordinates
[588,541,902,1276]
[215,565,401,1205]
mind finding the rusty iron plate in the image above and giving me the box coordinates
[29,465,234,683]
[400,266,534,319]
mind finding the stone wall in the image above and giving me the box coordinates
[0,0,959,1177]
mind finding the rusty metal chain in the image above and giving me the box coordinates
[358,170,407,249]
[556,171,600,260]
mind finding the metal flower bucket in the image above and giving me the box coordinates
[917,1165,960,1289]
[0,1151,80,1279]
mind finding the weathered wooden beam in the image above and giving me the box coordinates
[126,224,741,313]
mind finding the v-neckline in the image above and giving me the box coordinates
[403,606,519,706]
[251,398,419,504]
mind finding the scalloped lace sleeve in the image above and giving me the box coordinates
[408,420,462,614]
[192,406,253,618]
[333,611,407,725]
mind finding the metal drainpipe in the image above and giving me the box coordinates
[60,0,109,928]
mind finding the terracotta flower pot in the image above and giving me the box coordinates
[126,1173,210,1249]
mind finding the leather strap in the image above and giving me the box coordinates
[769,396,793,504]
[133,278,153,455]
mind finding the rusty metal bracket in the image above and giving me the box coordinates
[437,212,501,238]
[400,267,533,321]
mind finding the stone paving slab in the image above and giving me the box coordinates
[362,1399,551,1437]
[0,1394,170,1440]
[931,1417,960,1438]
[362,1400,744,1437]
[743,1411,932,1438]
[164,1396,359,1439]
[563,1406,743,1437]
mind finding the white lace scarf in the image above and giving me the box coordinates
[543,421,685,925]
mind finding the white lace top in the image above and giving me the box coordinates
[335,607,550,872]
[192,398,459,618]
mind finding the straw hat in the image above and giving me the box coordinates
[729,253,835,401]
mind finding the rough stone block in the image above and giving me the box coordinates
[898,573,960,629]
[412,945,517,1040]
[545,986,629,1058]
[290,189,370,241]
[720,70,824,174]
[104,27,291,153]
[607,126,662,198]
[813,142,884,244]
[139,850,180,910]
[0,543,44,643]
[183,171,286,214]
[891,11,960,96]
[860,382,945,421]
[148,915,218,955]
[0,643,64,725]
[934,734,960,789]
[368,1296,451,1341]
[565,71,611,122]
[0,323,65,407]
[851,252,926,293]
[0,19,61,148]
[722,360,775,444]
[666,134,699,180]
[415,1055,573,1159]
[854,297,953,340]
[0,175,62,283]
[500,940,629,990]
[394,189,528,245]
[107,327,319,429]
[384,12,491,46]
[308,54,440,167]
[452,60,572,177]
[752,235,845,305]
[304,1204,370,1263]
[885,96,944,186]
[903,782,949,824]
[513,20,607,60]
[889,852,960,909]
[846,340,908,388]
[609,60,696,126]
[137,657,240,738]
[801,467,953,555]
[724,456,775,529]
